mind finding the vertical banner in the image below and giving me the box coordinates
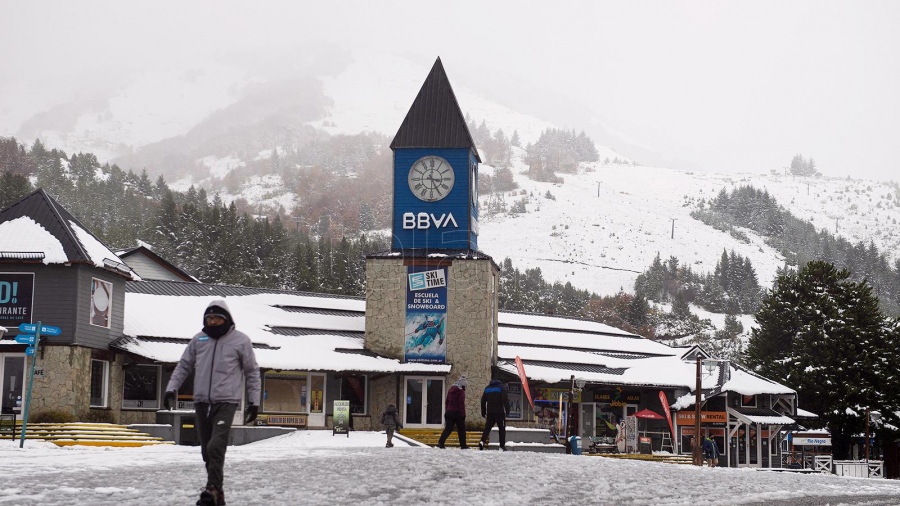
[514,355,535,413]
[0,273,34,327]
[333,400,350,437]
[404,266,448,363]
[659,390,676,443]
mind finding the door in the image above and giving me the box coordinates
[307,373,326,427]
[580,403,595,438]
[404,376,444,428]
[1,355,25,415]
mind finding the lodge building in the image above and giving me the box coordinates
[0,58,803,469]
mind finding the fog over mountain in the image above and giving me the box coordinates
[2,1,898,183]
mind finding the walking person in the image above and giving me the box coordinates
[381,403,401,447]
[437,375,468,449]
[164,299,261,506]
[479,377,510,451]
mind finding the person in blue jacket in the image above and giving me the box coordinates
[164,299,261,506]
[479,377,510,450]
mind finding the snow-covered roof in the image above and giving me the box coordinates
[119,290,448,374]
[117,280,795,399]
[0,189,140,280]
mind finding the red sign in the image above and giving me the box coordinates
[514,356,535,412]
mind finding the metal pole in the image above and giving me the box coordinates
[566,374,575,454]
[865,407,870,477]
[694,355,702,466]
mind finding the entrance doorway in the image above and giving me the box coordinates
[1,355,25,415]
[403,376,444,428]
[307,373,326,427]
[579,403,595,438]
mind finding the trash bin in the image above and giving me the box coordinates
[570,436,582,455]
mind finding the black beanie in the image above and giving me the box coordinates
[203,299,234,338]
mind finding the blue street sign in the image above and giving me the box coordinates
[18,323,61,336]
[25,346,35,356]
[15,334,35,345]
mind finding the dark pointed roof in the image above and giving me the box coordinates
[390,57,481,162]
[0,188,139,280]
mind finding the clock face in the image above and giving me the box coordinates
[408,156,455,202]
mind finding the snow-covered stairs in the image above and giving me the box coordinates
[5,422,175,447]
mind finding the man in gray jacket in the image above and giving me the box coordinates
[165,299,260,506]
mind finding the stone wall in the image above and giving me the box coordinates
[365,257,499,421]
[25,346,158,425]
[28,345,90,420]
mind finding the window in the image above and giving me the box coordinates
[123,365,160,409]
[90,278,113,328]
[263,371,307,413]
[340,375,367,415]
[507,383,523,420]
[90,360,109,408]
[741,394,757,408]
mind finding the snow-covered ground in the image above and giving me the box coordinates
[2,431,899,505]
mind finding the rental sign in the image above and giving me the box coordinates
[675,411,728,425]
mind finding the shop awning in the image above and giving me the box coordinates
[728,406,795,425]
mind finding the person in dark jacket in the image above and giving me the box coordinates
[703,435,719,467]
[164,299,260,506]
[381,403,401,447]
[437,375,468,449]
[479,378,510,450]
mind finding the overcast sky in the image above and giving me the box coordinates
[2,1,898,182]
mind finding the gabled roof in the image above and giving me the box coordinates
[117,245,199,282]
[0,188,139,280]
[389,57,481,162]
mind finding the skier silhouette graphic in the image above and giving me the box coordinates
[409,316,445,350]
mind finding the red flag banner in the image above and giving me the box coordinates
[659,390,676,441]
[514,355,535,412]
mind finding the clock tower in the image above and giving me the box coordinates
[390,57,481,253]
[366,58,499,424]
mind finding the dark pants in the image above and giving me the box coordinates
[481,413,506,448]
[195,402,238,490]
[438,410,467,448]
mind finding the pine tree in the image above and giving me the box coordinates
[745,261,900,458]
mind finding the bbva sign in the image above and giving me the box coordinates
[402,212,459,230]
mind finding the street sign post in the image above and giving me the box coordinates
[18,320,60,448]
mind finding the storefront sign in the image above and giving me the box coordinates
[258,414,308,427]
[593,388,640,406]
[333,400,350,436]
[675,411,728,425]
[793,437,831,446]
[536,387,582,403]
[0,273,34,327]
[404,266,448,364]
